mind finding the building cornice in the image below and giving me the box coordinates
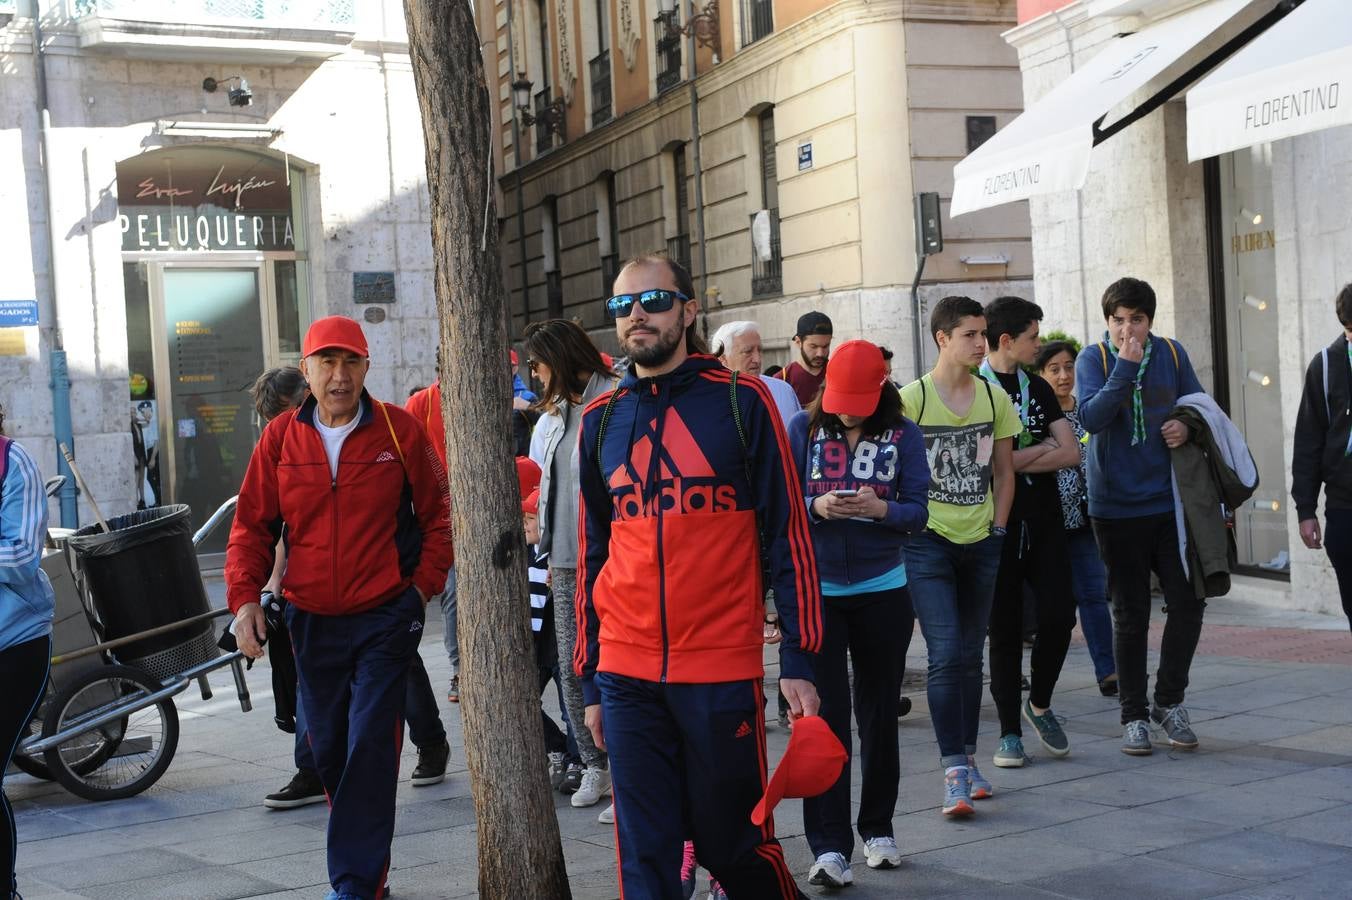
[1003,0,1090,48]
[504,0,911,186]
[903,0,1018,25]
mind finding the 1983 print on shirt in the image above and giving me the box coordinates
[807,428,903,493]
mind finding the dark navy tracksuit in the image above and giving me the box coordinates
[576,356,823,899]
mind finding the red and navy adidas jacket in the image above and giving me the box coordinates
[225,391,453,617]
[575,354,822,705]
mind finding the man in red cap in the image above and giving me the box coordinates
[227,316,452,900]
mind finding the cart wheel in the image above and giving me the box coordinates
[42,664,178,802]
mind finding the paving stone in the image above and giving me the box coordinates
[1149,830,1352,880]
[1260,806,1352,849]
[1035,806,1238,855]
[1265,724,1352,755]
[1036,768,1214,808]
[1136,779,1341,828]
[909,832,1124,883]
[1027,854,1255,899]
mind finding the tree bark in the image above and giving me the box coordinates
[402,2,573,897]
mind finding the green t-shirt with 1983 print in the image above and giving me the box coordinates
[899,373,1023,545]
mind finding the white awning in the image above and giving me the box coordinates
[1187,0,1352,161]
[951,0,1251,217]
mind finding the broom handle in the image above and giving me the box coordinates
[58,442,110,534]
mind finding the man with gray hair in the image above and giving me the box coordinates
[711,320,802,425]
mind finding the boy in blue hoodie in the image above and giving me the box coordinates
[1076,277,1205,757]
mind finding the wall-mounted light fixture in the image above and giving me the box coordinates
[656,0,721,54]
[1243,294,1268,311]
[1240,206,1263,225]
[1247,369,1272,387]
[203,75,253,108]
[960,254,1010,266]
[1251,497,1280,512]
[512,76,566,143]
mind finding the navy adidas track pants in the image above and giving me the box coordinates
[596,672,805,899]
[287,586,425,900]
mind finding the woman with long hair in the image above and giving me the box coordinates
[787,341,930,888]
[525,319,618,815]
[0,402,56,900]
[1036,340,1117,696]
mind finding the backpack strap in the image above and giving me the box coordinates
[0,435,11,496]
[1098,342,1109,376]
[375,399,406,468]
[594,389,623,483]
[1165,338,1179,370]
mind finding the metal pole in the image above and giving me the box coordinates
[33,11,78,527]
[504,0,530,337]
[685,0,710,329]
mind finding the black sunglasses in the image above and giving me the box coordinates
[604,289,690,319]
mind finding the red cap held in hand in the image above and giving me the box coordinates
[303,316,369,358]
[750,715,847,826]
[821,340,887,418]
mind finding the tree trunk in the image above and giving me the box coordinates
[402,3,573,897]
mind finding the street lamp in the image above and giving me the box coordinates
[512,75,566,143]
[656,0,721,53]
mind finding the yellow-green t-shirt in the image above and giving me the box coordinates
[899,373,1023,545]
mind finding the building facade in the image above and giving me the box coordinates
[0,0,437,550]
[476,0,1034,372]
[994,0,1352,615]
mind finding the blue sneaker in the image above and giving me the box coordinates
[1023,699,1070,757]
[942,768,974,817]
[993,733,1026,768]
[966,756,993,799]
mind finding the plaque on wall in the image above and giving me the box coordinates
[354,272,396,304]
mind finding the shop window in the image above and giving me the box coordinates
[967,115,997,152]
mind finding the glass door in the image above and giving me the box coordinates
[1216,146,1287,573]
[151,265,266,555]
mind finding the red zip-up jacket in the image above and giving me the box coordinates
[405,382,446,470]
[225,391,452,616]
[575,355,822,705]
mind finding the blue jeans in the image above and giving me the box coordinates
[905,531,1003,768]
[439,567,458,675]
[1067,528,1116,682]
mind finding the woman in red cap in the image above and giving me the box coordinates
[787,339,930,888]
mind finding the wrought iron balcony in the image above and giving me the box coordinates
[654,18,682,93]
[750,208,782,298]
[590,51,613,128]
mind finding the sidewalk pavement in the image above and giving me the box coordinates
[7,578,1351,899]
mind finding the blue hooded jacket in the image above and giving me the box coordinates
[1075,334,1203,520]
[1,436,55,651]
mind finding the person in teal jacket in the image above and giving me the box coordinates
[0,404,55,900]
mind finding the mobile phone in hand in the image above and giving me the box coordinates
[833,489,859,497]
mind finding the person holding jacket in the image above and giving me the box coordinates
[1076,277,1206,757]
[1,404,55,900]
[788,340,928,887]
[525,318,617,810]
[1292,283,1352,632]
[226,317,452,900]
[578,254,822,899]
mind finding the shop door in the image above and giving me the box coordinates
[154,265,266,555]
[1213,147,1287,573]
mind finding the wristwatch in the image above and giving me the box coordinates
[991,524,1008,537]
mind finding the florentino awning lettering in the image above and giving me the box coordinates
[951,0,1252,217]
[1187,0,1352,160]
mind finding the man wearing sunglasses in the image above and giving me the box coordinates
[577,254,823,898]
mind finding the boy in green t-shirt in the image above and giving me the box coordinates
[899,295,1019,817]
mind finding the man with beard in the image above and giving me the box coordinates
[779,311,833,406]
[577,254,823,898]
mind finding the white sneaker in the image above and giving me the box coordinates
[597,801,614,824]
[807,851,853,888]
[570,765,611,807]
[864,836,901,869]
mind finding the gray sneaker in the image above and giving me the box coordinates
[1022,699,1070,757]
[1151,703,1199,750]
[1122,719,1152,756]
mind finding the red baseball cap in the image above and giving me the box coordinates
[510,349,520,366]
[750,715,847,826]
[522,488,540,516]
[303,316,369,358]
[516,456,541,501]
[821,340,887,418]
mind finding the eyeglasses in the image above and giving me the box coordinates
[526,358,540,372]
[604,289,690,319]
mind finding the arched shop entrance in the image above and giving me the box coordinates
[119,145,312,556]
